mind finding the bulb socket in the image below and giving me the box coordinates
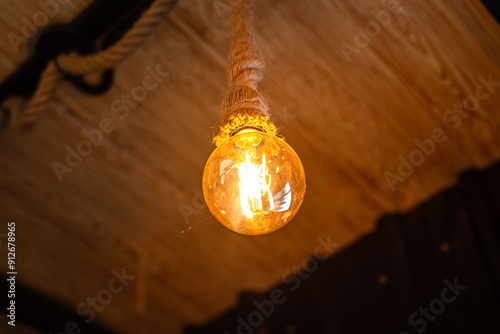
[230,125,266,137]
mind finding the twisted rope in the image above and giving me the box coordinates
[4,61,62,130]
[57,0,173,75]
[213,0,277,147]
[2,0,174,131]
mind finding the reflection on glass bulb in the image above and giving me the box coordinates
[202,129,306,235]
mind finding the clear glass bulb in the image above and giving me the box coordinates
[203,129,306,235]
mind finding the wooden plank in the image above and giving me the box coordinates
[0,0,499,333]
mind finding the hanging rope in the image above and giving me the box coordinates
[2,0,174,130]
[213,0,277,147]
[4,61,62,130]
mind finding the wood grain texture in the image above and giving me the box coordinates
[0,0,499,333]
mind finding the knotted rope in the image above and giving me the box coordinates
[2,0,174,130]
[213,0,277,147]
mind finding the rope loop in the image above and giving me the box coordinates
[57,0,174,76]
[1,0,174,130]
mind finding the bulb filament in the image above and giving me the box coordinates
[236,153,274,218]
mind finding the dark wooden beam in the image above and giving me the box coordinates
[0,272,118,334]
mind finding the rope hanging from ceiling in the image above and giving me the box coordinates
[213,0,277,147]
[2,0,173,130]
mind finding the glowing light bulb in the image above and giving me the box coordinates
[237,152,274,218]
[202,128,306,235]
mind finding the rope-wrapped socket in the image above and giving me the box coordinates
[213,0,278,147]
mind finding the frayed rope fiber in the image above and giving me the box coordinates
[213,0,277,147]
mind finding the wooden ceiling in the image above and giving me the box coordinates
[1,0,499,333]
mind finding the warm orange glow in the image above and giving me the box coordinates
[202,129,306,235]
[236,152,274,219]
